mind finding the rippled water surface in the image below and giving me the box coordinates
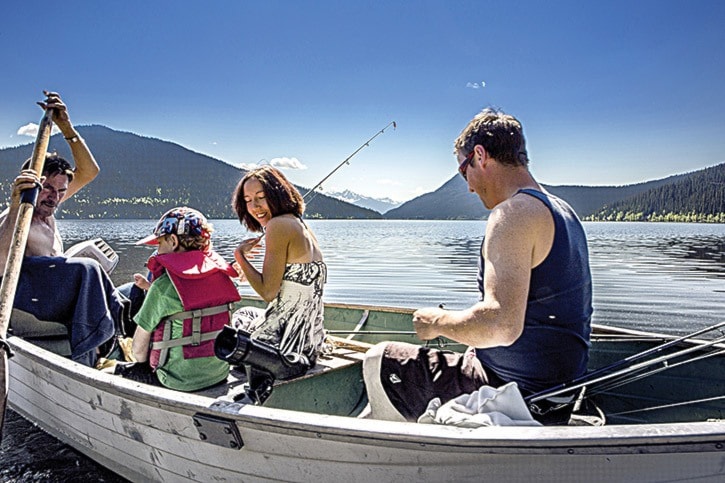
[2,220,724,481]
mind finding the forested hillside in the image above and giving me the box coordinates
[0,126,381,220]
[587,163,725,223]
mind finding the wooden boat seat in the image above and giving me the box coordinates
[9,309,72,357]
[200,337,372,416]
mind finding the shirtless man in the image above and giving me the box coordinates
[0,91,125,366]
[363,108,593,424]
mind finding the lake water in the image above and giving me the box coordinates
[2,220,724,481]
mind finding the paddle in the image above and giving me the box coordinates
[0,106,54,436]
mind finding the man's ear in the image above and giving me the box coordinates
[476,145,489,167]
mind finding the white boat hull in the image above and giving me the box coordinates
[8,336,725,482]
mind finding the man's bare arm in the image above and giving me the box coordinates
[39,91,99,199]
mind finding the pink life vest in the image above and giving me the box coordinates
[146,250,240,370]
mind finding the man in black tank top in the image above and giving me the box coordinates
[363,108,593,425]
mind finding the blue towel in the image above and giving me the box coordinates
[13,256,122,366]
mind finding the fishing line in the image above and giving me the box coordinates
[606,395,725,417]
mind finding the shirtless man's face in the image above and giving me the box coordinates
[35,173,69,220]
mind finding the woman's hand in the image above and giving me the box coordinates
[236,235,263,259]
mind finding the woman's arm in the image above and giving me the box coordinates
[235,217,291,302]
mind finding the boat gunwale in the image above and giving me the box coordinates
[7,329,725,455]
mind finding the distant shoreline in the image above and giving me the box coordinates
[54,215,725,224]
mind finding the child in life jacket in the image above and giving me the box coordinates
[115,207,240,391]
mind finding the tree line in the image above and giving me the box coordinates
[585,163,725,223]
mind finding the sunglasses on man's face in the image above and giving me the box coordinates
[458,150,475,181]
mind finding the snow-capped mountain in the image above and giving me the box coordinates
[325,189,402,214]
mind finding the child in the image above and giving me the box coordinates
[115,207,240,391]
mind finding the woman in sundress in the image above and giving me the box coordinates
[230,166,327,363]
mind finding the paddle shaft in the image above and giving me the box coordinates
[327,329,417,335]
[0,107,54,435]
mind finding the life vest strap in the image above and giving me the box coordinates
[151,329,224,352]
[160,303,233,327]
[152,303,233,368]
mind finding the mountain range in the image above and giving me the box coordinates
[1,125,722,221]
[325,189,401,214]
[0,126,381,220]
[385,164,724,221]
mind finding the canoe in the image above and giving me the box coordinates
[6,296,725,482]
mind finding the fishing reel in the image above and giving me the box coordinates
[214,326,310,405]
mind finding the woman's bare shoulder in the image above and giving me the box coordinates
[265,215,304,240]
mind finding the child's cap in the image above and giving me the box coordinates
[136,207,211,245]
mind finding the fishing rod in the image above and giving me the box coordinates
[583,344,725,399]
[326,329,456,348]
[303,121,396,203]
[608,394,725,418]
[251,121,396,243]
[527,323,725,403]
[327,330,418,336]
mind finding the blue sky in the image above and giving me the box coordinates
[2,1,724,202]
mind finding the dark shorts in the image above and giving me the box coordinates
[363,341,588,425]
[363,341,504,422]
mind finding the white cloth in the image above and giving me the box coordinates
[417,382,542,427]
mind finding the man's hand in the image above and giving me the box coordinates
[10,170,43,206]
[37,91,73,133]
[412,306,445,341]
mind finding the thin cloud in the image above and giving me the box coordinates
[376,178,402,187]
[466,81,486,89]
[17,123,61,137]
[270,157,307,170]
[236,157,306,171]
